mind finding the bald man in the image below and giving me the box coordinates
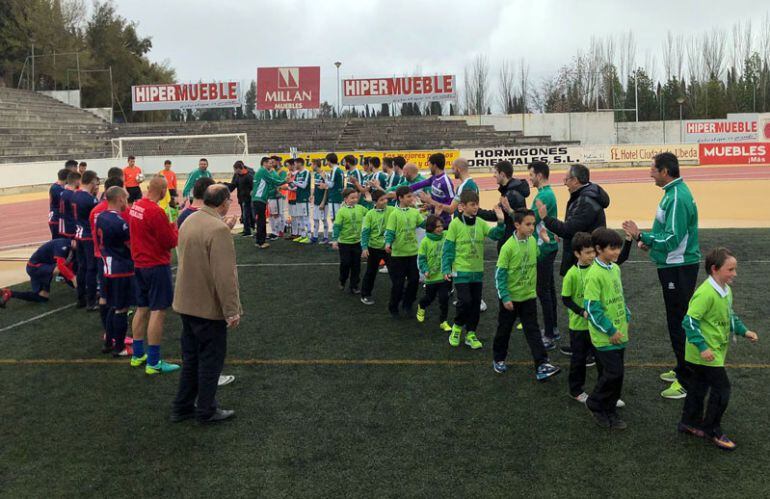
[128,175,180,375]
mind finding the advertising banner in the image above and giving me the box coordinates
[257,66,321,110]
[607,144,699,163]
[698,143,770,165]
[460,146,581,168]
[131,82,241,111]
[342,75,457,105]
[683,114,758,143]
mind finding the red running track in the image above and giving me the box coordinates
[1,165,768,249]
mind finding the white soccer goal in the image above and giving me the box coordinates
[111,133,249,159]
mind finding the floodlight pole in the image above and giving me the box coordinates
[335,61,342,117]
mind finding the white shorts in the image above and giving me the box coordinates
[313,204,327,221]
[268,199,283,216]
[328,202,341,221]
[294,202,309,217]
[288,203,297,217]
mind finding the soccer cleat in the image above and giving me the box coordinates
[661,380,687,399]
[350,287,361,295]
[298,237,310,244]
[360,296,375,306]
[416,306,426,322]
[711,434,737,451]
[448,325,462,347]
[378,266,388,274]
[516,322,523,330]
[145,360,181,375]
[616,398,626,408]
[464,331,483,349]
[0,288,11,308]
[321,238,329,244]
[541,336,556,351]
[573,392,589,403]
[439,321,452,332]
[677,422,706,438]
[292,236,302,242]
[479,299,487,312]
[607,413,627,430]
[492,361,508,374]
[536,362,561,381]
[218,375,235,386]
[256,243,270,249]
[660,369,677,383]
[309,237,318,244]
[113,348,130,358]
[130,354,147,367]
[590,410,611,428]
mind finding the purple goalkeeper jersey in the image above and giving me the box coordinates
[409,173,455,224]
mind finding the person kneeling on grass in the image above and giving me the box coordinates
[332,188,369,295]
[441,190,505,349]
[583,228,630,430]
[1,238,76,307]
[677,247,759,451]
[492,209,560,381]
[416,215,451,332]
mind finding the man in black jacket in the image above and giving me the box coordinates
[479,160,530,253]
[537,164,610,276]
[227,160,255,236]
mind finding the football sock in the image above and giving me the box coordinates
[147,345,161,366]
[132,339,145,358]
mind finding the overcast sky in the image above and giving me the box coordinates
[115,0,765,110]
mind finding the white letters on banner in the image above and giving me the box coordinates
[683,113,758,143]
[461,146,581,167]
[342,75,457,105]
[132,82,241,111]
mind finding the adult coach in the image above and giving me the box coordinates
[622,152,700,400]
[129,175,180,375]
[123,156,144,204]
[485,160,530,251]
[228,160,255,237]
[409,153,455,227]
[537,164,610,276]
[181,158,212,202]
[171,184,241,423]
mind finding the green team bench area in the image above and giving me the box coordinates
[1,228,769,496]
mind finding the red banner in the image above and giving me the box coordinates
[699,143,770,165]
[256,66,320,110]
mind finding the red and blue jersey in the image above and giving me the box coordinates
[95,210,134,277]
[58,188,77,237]
[29,238,74,266]
[73,190,98,241]
[49,183,65,225]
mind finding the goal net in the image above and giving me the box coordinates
[111,133,248,159]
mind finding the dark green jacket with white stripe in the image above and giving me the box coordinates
[639,177,701,268]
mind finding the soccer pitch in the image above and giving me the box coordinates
[1,229,769,497]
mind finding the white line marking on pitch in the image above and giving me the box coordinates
[0,303,75,333]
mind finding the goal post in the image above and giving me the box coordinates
[111,133,249,160]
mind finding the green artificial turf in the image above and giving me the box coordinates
[1,229,768,497]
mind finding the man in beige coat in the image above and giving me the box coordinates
[171,184,242,423]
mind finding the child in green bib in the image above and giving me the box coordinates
[416,215,451,332]
[678,247,758,451]
[583,228,631,430]
[332,188,369,295]
[442,190,505,350]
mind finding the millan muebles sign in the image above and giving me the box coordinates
[342,75,457,105]
[256,66,321,110]
[131,82,241,111]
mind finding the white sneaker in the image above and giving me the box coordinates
[218,375,235,386]
[573,392,589,403]
[378,266,388,274]
[479,299,487,312]
[616,398,626,408]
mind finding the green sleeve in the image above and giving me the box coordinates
[267,170,286,185]
[332,210,344,242]
[487,222,505,241]
[415,210,426,229]
[731,312,748,336]
[683,315,709,352]
[361,228,371,250]
[640,194,690,252]
[495,267,511,303]
[585,299,617,335]
[182,171,197,198]
[441,239,456,275]
[384,212,396,247]
[561,270,574,298]
[417,243,429,275]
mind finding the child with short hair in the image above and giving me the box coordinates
[416,215,451,331]
[360,189,393,305]
[442,190,505,349]
[583,228,630,430]
[310,159,329,243]
[678,247,758,451]
[493,209,560,380]
[562,232,600,398]
[384,186,426,318]
[332,188,368,294]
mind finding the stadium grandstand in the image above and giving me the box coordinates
[0,87,574,163]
